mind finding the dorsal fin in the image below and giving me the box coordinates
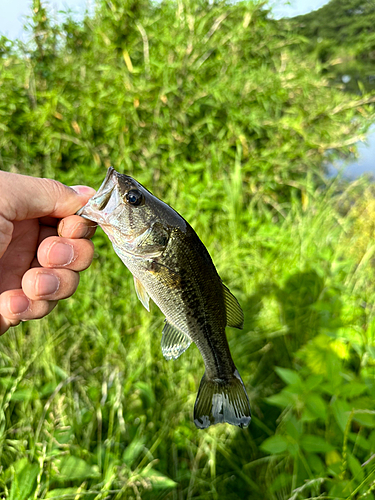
[133,277,150,311]
[223,284,244,329]
[161,321,192,360]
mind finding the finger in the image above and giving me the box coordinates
[0,289,57,325]
[0,219,39,293]
[22,268,80,301]
[57,215,97,239]
[37,236,94,271]
[0,171,96,221]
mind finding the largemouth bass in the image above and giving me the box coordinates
[77,167,251,429]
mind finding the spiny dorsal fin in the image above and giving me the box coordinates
[161,321,192,360]
[134,277,150,312]
[223,284,244,329]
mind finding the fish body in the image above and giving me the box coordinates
[78,167,251,428]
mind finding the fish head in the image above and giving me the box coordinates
[77,167,185,257]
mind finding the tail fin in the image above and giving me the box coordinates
[194,369,251,429]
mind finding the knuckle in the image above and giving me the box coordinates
[39,179,68,214]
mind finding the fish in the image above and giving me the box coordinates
[77,167,251,429]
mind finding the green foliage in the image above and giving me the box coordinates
[0,0,372,199]
[0,0,375,498]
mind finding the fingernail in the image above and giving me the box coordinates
[35,273,60,296]
[9,295,29,315]
[48,241,74,266]
[57,220,65,237]
[70,185,96,197]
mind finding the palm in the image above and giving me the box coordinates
[0,219,40,295]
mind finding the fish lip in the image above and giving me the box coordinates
[76,205,87,217]
[98,166,116,193]
[77,167,118,218]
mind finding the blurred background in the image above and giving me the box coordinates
[1,0,375,498]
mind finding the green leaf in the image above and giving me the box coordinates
[348,432,370,450]
[39,382,57,397]
[11,388,36,401]
[52,364,69,380]
[305,375,324,392]
[305,393,327,420]
[285,415,303,440]
[123,435,146,467]
[300,435,334,453]
[344,382,368,399]
[54,456,100,482]
[134,381,155,406]
[261,435,288,454]
[353,411,375,427]
[266,391,296,408]
[332,399,351,432]
[270,472,292,493]
[275,367,302,386]
[301,407,319,422]
[140,468,177,489]
[306,453,325,474]
[8,461,39,500]
[46,488,78,499]
[329,480,351,498]
[348,453,364,483]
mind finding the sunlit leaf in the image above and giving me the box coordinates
[140,468,177,489]
[46,488,79,499]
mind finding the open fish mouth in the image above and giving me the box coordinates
[77,167,120,224]
[76,168,160,256]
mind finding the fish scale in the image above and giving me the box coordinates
[77,167,251,429]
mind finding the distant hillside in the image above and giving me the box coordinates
[290,0,375,93]
[293,0,375,46]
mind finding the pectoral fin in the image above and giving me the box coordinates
[223,284,244,329]
[134,277,150,311]
[161,321,192,360]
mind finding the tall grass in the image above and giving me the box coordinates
[0,174,375,499]
[0,0,375,498]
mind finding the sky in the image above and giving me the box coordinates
[0,0,93,40]
[0,0,331,40]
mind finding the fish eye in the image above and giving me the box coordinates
[125,189,144,206]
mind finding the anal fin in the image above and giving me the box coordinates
[161,321,192,360]
[134,277,150,312]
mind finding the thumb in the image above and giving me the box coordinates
[0,171,96,221]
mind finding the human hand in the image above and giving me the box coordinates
[0,171,97,335]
